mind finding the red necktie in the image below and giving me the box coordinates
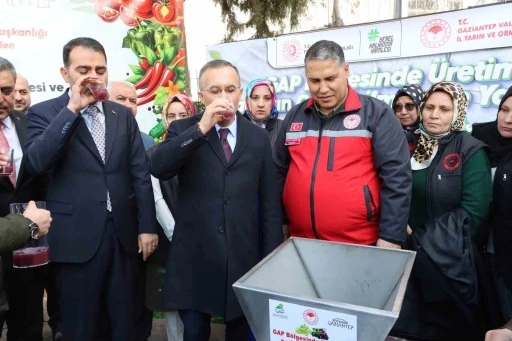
[0,123,16,187]
[219,128,232,162]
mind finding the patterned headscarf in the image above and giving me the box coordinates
[244,77,278,128]
[392,85,424,133]
[413,82,472,164]
[162,94,198,130]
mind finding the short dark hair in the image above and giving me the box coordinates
[0,57,16,80]
[63,37,107,68]
[304,40,345,66]
[198,60,240,89]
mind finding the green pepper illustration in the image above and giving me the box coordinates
[154,26,182,66]
[135,25,155,52]
[123,22,158,66]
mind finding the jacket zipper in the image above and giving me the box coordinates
[363,185,375,222]
[309,119,326,239]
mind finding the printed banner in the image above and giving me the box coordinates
[274,25,361,68]
[1,0,187,138]
[207,39,512,124]
[270,2,512,68]
[269,299,357,341]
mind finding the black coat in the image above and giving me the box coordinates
[146,145,176,267]
[0,111,46,216]
[150,113,283,321]
[391,132,500,340]
[0,110,47,300]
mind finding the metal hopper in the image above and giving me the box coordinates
[233,237,416,341]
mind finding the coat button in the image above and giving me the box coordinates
[225,170,230,175]
[218,226,225,233]
[224,198,229,205]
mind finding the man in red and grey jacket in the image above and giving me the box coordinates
[275,40,412,249]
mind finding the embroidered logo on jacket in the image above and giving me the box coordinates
[443,153,461,170]
[343,114,361,129]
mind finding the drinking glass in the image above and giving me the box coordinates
[10,201,50,268]
[87,81,109,102]
[222,96,235,120]
[0,148,14,176]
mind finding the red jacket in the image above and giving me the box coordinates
[275,85,411,245]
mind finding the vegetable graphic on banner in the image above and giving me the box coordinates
[77,0,186,142]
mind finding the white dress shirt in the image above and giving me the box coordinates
[151,175,175,241]
[215,115,237,151]
[1,115,22,178]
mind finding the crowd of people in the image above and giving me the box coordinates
[1,36,512,341]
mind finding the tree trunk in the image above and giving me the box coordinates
[332,0,344,27]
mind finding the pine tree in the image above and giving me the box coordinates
[211,0,311,41]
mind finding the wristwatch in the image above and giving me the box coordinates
[26,218,40,240]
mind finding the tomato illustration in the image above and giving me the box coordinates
[120,5,138,26]
[131,0,153,16]
[109,0,131,10]
[152,2,176,23]
[95,5,120,22]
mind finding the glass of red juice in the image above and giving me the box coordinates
[0,148,14,176]
[87,81,109,102]
[10,201,50,268]
[222,97,236,120]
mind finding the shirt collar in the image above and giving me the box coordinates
[215,113,238,138]
[314,95,347,117]
[1,115,14,130]
[68,90,104,115]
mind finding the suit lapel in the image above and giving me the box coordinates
[75,119,103,163]
[52,91,100,160]
[104,101,118,164]
[228,113,252,166]
[12,111,27,188]
[12,111,27,150]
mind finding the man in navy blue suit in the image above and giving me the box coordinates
[25,37,157,341]
[150,60,283,341]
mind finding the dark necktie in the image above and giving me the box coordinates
[219,128,232,162]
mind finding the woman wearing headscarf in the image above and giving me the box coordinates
[146,94,198,341]
[392,84,424,133]
[473,86,512,340]
[242,77,282,147]
[390,82,492,341]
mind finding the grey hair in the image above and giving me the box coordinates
[0,57,17,80]
[199,59,240,89]
[107,81,136,92]
[304,40,345,66]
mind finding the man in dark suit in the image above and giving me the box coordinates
[108,80,154,341]
[25,37,157,341]
[150,60,282,341]
[0,57,49,341]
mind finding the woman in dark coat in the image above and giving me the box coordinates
[392,84,424,133]
[390,81,492,341]
[473,86,512,340]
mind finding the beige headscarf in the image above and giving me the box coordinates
[412,81,472,164]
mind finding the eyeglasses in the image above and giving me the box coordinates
[199,86,240,96]
[394,103,416,113]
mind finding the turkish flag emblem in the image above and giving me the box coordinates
[290,122,303,132]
